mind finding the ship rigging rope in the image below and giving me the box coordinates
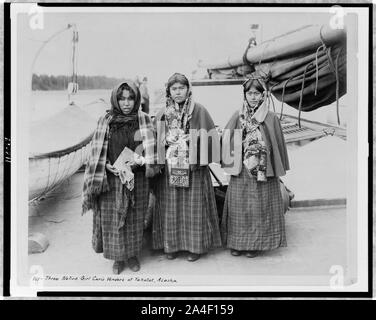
[314,44,325,96]
[242,38,255,71]
[71,29,79,85]
[279,76,294,120]
[318,25,342,125]
[298,62,314,128]
[60,149,77,191]
[31,24,76,75]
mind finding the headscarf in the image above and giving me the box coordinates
[242,76,267,113]
[166,72,190,97]
[108,80,141,134]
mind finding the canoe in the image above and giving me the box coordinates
[29,141,91,201]
[29,100,107,200]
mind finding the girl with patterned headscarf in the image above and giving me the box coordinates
[82,80,157,274]
[221,73,290,258]
[152,73,222,262]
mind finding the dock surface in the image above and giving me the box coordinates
[29,170,346,288]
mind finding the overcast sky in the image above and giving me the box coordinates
[17,8,334,89]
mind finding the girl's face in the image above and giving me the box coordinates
[245,86,263,108]
[118,89,135,115]
[169,82,189,104]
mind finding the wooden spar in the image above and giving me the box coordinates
[199,24,346,70]
[191,79,245,86]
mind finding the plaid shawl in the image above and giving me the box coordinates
[138,110,157,166]
[82,110,157,215]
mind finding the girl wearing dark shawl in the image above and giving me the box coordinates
[152,73,222,262]
[221,74,290,258]
[82,80,157,274]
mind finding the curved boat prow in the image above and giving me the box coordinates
[29,100,108,201]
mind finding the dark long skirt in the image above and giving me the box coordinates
[152,166,222,254]
[92,171,149,261]
[221,166,287,251]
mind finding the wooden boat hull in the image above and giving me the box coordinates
[29,138,91,201]
[29,101,107,201]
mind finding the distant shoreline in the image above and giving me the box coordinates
[32,74,128,91]
[32,88,111,92]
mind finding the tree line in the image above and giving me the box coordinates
[32,74,127,90]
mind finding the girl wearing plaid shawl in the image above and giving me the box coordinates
[82,80,157,274]
[151,73,222,262]
[221,75,290,258]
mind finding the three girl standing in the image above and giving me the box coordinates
[82,73,289,274]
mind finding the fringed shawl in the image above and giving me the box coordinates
[155,102,220,166]
[222,110,290,177]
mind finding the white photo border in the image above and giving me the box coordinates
[7,3,372,297]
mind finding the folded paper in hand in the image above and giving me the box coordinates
[113,147,143,191]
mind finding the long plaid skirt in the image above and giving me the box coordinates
[221,166,287,251]
[92,171,149,261]
[152,166,222,254]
